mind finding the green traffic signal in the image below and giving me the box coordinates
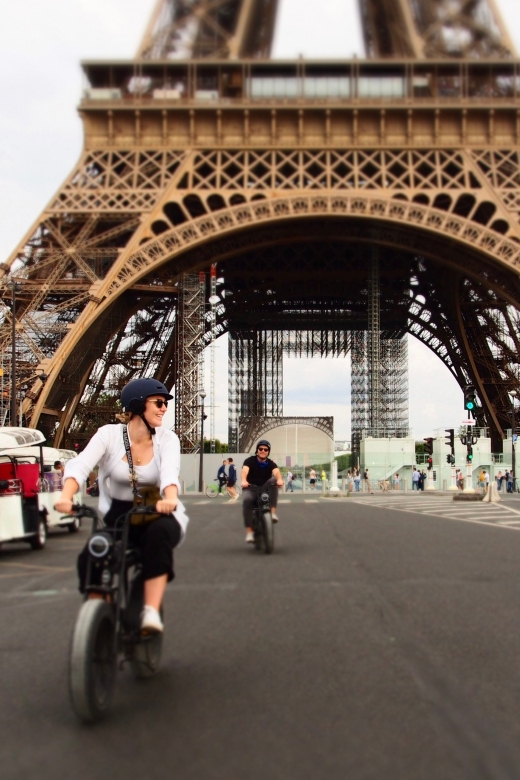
[464,384,476,412]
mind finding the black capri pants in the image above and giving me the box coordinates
[78,498,182,592]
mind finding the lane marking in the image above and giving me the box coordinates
[0,562,74,573]
[304,499,319,503]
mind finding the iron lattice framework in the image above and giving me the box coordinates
[360,0,516,59]
[1,1,520,452]
[173,272,205,451]
[137,0,279,59]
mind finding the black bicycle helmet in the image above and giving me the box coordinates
[256,439,271,454]
[120,378,173,415]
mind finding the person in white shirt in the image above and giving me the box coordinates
[286,470,294,493]
[412,467,420,490]
[55,378,188,634]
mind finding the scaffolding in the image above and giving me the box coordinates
[174,273,206,453]
[228,330,283,451]
[351,245,409,451]
[351,331,409,451]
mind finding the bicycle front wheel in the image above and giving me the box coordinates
[69,600,117,723]
[205,484,219,497]
[262,511,274,554]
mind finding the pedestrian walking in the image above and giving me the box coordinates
[217,460,228,494]
[412,467,420,491]
[309,468,317,490]
[393,473,400,491]
[496,470,503,491]
[507,470,514,493]
[286,470,294,493]
[419,470,426,491]
[321,468,327,485]
[354,469,361,492]
[347,470,354,492]
[226,457,238,501]
[364,469,373,493]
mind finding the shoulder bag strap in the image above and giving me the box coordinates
[123,425,141,499]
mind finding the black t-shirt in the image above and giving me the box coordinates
[243,456,278,486]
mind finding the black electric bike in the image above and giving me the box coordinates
[249,485,275,554]
[68,504,164,723]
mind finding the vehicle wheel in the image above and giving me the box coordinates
[262,511,274,554]
[67,516,81,534]
[69,600,117,723]
[205,485,218,497]
[130,610,164,679]
[30,517,47,550]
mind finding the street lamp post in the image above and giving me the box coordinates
[511,390,517,492]
[198,391,206,492]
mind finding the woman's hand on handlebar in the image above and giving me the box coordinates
[54,498,74,514]
[156,498,177,515]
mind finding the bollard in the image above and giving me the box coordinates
[483,483,501,503]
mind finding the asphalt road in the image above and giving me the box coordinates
[3,494,520,779]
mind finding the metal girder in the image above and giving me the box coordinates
[137,0,279,59]
[359,0,516,59]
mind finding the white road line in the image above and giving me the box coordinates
[350,495,520,531]
[305,499,319,503]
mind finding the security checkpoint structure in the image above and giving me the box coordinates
[1,0,520,456]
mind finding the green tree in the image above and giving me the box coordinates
[203,439,229,453]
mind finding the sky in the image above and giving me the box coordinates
[1,0,519,443]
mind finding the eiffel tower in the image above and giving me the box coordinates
[1,0,520,454]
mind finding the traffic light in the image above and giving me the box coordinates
[446,454,455,465]
[423,437,434,455]
[427,457,433,471]
[444,428,455,453]
[466,445,473,463]
[464,384,477,413]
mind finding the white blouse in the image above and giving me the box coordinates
[63,423,189,538]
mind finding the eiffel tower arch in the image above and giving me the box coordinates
[2,0,520,453]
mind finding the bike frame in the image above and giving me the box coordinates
[76,504,157,654]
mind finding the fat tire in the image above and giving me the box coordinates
[30,517,47,550]
[262,511,274,554]
[69,600,116,723]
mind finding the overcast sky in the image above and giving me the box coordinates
[1,0,519,443]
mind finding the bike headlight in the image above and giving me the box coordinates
[261,492,269,502]
[88,533,113,559]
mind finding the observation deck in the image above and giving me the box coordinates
[80,58,520,150]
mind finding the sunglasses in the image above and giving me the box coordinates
[257,447,269,452]
[148,398,168,409]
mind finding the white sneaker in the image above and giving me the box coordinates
[141,605,164,633]
[246,531,255,543]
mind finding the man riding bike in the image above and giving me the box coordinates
[241,440,283,544]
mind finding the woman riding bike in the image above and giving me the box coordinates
[241,440,283,544]
[54,378,189,633]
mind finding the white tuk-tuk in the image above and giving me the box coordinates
[0,427,81,550]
